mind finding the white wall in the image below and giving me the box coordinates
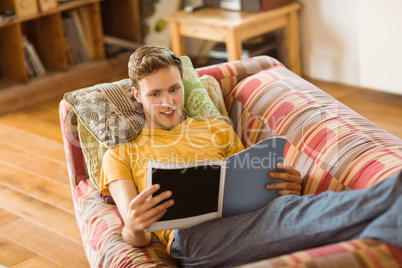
[357,0,402,95]
[300,0,360,86]
[300,0,402,95]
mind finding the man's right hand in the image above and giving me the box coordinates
[108,179,174,247]
[126,184,174,233]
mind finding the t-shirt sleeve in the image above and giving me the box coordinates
[100,143,133,196]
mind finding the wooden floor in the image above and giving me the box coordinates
[0,99,89,267]
[0,78,401,267]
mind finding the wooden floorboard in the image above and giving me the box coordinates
[0,163,73,212]
[11,255,65,268]
[0,185,80,241]
[0,76,401,267]
[0,235,37,267]
[0,114,63,143]
[0,219,88,267]
[0,124,66,163]
[0,143,69,187]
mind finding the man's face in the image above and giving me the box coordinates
[133,65,185,130]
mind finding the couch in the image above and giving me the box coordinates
[59,56,402,267]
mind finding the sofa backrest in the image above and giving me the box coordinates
[196,56,402,195]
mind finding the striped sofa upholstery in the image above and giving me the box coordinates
[60,56,402,267]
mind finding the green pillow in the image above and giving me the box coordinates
[181,56,222,119]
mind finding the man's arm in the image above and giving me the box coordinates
[108,179,174,247]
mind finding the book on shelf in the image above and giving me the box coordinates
[22,43,36,79]
[104,35,141,58]
[147,136,287,232]
[21,35,46,78]
[62,16,85,64]
[76,7,95,59]
[219,0,242,11]
[62,8,94,65]
[209,41,276,60]
[209,33,277,60]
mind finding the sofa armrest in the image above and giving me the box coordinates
[239,239,402,268]
[59,99,88,189]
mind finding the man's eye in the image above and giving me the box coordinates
[151,92,159,97]
[171,87,179,92]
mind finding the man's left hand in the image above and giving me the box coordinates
[267,163,303,196]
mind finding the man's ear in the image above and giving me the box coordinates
[132,87,142,103]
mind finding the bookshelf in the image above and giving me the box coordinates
[0,0,142,115]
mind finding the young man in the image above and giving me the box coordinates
[101,45,402,267]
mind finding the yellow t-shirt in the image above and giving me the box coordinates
[100,117,244,253]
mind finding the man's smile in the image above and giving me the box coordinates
[161,109,177,117]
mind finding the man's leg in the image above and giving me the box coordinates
[170,171,402,267]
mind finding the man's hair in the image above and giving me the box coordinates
[128,45,183,91]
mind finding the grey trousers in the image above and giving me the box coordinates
[170,171,402,267]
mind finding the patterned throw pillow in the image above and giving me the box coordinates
[64,78,144,148]
[181,56,222,119]
[64,56,223,190]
